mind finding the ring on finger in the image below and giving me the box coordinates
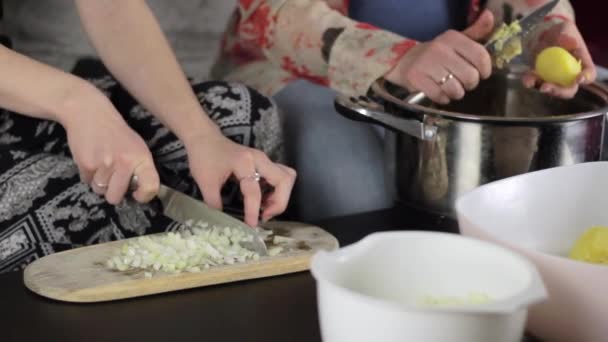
[438,73,455,86]
[239,171,261,183]
[129,175,139,192]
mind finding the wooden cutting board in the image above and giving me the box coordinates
[23,221,338,303]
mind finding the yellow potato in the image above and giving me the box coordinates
[535,46,582,87]
[569,226,608,264]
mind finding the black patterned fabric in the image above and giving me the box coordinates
[0,65,283,273]
[0,0,10,48]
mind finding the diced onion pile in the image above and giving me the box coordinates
[106,220,261,278]
[418,292,492,307]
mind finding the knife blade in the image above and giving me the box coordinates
[404,0,559,104]
[156,184,268,256]
[517,0,559,39]
[484,0,559,53]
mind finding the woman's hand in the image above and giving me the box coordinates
[522,19,596,99]
[61,84,159,205]
[385,10,495,104]
[184,132,296,227]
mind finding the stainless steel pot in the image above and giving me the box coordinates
[335,71,608,217]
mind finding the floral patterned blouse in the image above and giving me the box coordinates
[211,0,575,97]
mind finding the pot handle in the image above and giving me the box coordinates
[334,94,437,141]
[587,81,608,102]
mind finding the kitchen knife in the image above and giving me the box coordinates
[485,0,559,54]
[156,184,268,256]
[128,175,268,256]
[515,0,559,40]
[405,0,560,102]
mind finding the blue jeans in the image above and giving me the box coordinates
[274,80,392,221]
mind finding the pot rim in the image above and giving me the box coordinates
[371,78,608,124]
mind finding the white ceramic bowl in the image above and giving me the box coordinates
[457,161,608,342]
[310,231,546,342]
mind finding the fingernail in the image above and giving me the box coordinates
[583,71,592,83]
[579,74,586,84]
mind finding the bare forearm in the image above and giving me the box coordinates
[75,0,220,144]
[0,44,95,125]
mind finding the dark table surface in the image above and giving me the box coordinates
[2,206,535,342]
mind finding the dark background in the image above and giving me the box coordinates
[570,0,607,67]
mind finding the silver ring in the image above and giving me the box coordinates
[239,171,261,183]
[438,73,454,86]
[129,175,139,192]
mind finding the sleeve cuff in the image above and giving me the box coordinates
[328,23,417,96]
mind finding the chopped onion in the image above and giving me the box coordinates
[273,235,296,244]
[418,292,492,307]
[257,228,273,240]
[106,220,261,277]
[267,246,283,256]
